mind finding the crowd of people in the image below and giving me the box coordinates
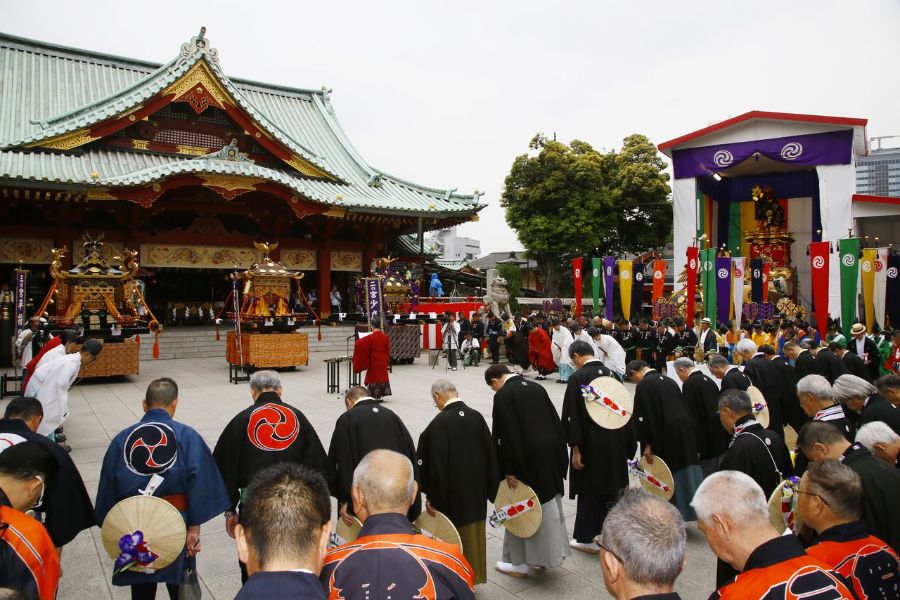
[2,308,900,600]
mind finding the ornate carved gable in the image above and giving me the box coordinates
[21,28,336,181]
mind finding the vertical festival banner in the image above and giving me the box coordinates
[762,262,771,303]
[750,258,764,303]
[591,257,601,314]
[887,253,900,330]
[572,257,583,318]
[631,262,645,320]
[617,259,633,321]
[839,238,860,334]
[809,242,830,341]
[365,277,384,327]
[860,248,876,332]
[652,259,667,318]
[13,268,27,340]
[732,258,745,331]
[715,256,732,327]
[603,256,615,321]
[232,274,244,364]
[686,247,699,324]
[701,248,717,322]
[873,248,888,330]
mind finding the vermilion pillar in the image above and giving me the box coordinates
[318,246,330,316]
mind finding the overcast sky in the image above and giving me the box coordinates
[3,1,898,255]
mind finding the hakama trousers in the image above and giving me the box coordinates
[502,495,570,568]
[671,464,704,522]
[458,520,487,584]
[558,363,575,382]
[573,494,616,543]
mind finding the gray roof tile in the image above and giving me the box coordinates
[0,32,484,216]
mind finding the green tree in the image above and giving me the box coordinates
[497,263,522,313]
[501,133,671,296]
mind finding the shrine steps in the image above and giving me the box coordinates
[136,325,358,361]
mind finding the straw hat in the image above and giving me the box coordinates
[747,386,769,429]
[334,516,363,546]
[583,376,633,429]
[101,496,186,573]
[494,480,542,539]
[850,323,866,336]
[637,455,675,501]
[768,479,804,534]
[414,510,463,552]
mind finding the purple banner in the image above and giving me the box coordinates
[365,277,383,326]
[232,275,243,364]
[13,269,26,339]
[672,129,853,180]
[888,253,900,330]
[603,257,615,320]
[715,257,732,326]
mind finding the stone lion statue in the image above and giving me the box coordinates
[483,276,512,320]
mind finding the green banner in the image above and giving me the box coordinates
[591,257,601,313]
[701,248,717,322]
[839,238,860,334]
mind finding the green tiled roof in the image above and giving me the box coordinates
[0,30,484,217]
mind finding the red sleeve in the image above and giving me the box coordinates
[352,335,370,373]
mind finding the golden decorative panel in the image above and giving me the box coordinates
[227,331,309,367]
[79,340,140,378]
[164,61,232,108]
[141,244,257,269]
[281,249,317,270]
[330,250,362,272]
[28,130,99,151]
[0,238,54,264]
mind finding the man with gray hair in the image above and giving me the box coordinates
[713,389,793,586]
[797,460,900,600]
[417,379,498,584]
[691,471,855,599]
[798,420,900,551]
[833,374,900,435]
[793,374,854,476]
[213,370,330,583]
[598,489,686,600]
[674,357,726,476]
[855,421,900,467]
[321,450,475,600]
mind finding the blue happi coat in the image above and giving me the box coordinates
[95,408,229,586]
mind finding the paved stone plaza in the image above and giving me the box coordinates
[8,352,717,599]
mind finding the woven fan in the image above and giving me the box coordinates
[101,496,186,573]
[493,481,542,539]
[414,510,463,552]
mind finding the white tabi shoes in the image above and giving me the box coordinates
[494,561,529,578]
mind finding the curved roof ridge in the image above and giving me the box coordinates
[310,92,479,203]
[310,93,377,179]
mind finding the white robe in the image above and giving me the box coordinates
[34,344,66,371]
[26,352,83,436]
[551,327,574,366]
[575,331,597,356]
[15,328,35,366]
[594,334,627,375]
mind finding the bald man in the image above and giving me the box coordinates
[321,450,475,599]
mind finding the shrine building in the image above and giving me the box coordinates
[0,28,483,317]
